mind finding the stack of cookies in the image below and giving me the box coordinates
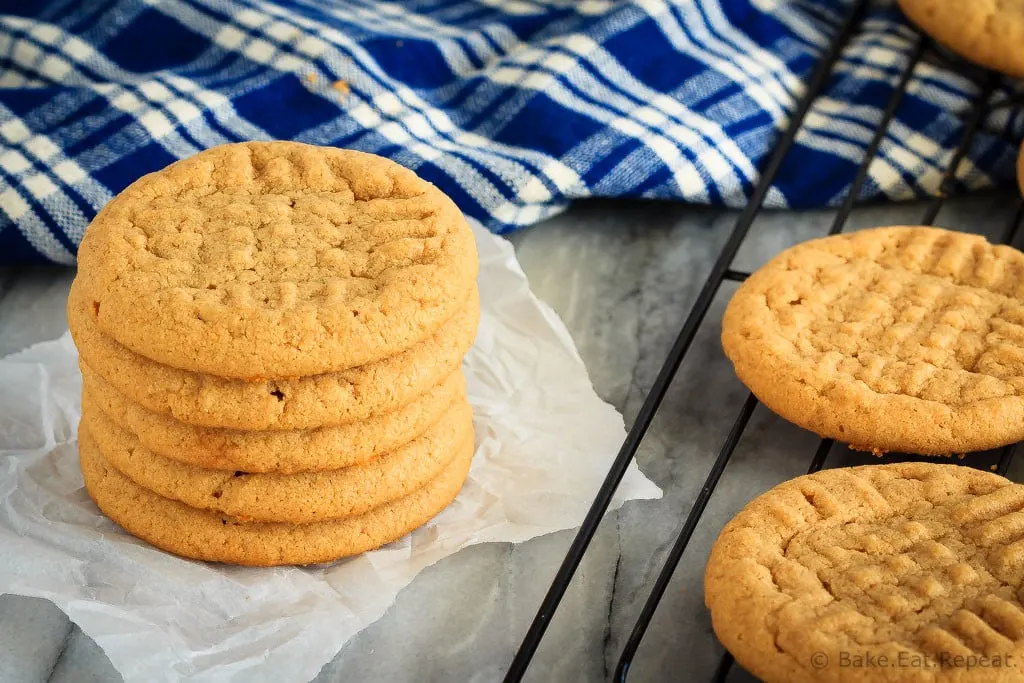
[68,141,480,566]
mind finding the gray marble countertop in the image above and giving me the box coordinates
[2,192,1023,683]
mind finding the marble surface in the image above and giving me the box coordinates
[2,191,1023,683]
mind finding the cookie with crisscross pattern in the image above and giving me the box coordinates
[706,462,1024,682]
[722,226,1024,455]
[76,141,478,379]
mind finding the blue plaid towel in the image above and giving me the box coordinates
[0,0,1022,265]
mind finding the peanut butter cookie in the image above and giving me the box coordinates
[706,462,1024,683]
[82,363,465,473]
[68,279,479,430]
[79,424,474,566]
[898,0,1024,77]
[75,141,479,379]
[83,396,473,523]
[722,226,1024,455]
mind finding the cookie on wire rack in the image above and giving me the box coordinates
[897,0,1024,78]
[705,462,1024,683]
[721,226,1024,455]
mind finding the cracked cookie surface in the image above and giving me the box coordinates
[83,394,472,523]
[79,423,474,566]
[68,278,479,430]
[705,462,1024,683]
[898,0,1024,77]
[81,364,464,473]
[75,141,479,379]
[722,226,1024,454]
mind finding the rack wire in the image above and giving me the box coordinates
[502,1,1024,681]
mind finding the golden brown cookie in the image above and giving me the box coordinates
[83,395,472,523]
[722,226,1024,455]
[79,424,474,566]
[75,141,479,379]
[68,279,479,429]
[898,0,1024,78]
[705,462,1024,683]
[82,363,465,473]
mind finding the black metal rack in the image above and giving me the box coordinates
[502,1,1024,681]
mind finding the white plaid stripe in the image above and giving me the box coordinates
[229,0,593,219]
[244,0,775,208]
[751,0,837,48]
[641,0,801,123]
[0,105,98,245]
[1,0,1022,263]
[795,21,997,205]
[175,0,569,224]
[0,11,269,211]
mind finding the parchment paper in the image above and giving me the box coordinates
[0,223,662,682]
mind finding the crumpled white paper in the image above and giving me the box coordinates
[0,223,661,683]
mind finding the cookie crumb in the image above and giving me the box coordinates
[991,464,999,471]
[847,444,887,457]
[305,73,317,84]
[332,80,350,95]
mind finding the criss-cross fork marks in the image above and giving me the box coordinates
[761,227,1024,406]
[119,146,448,310]
[134,192,444,310]
[762,468,1024,663]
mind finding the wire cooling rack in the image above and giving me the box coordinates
[501,1,1024,681]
